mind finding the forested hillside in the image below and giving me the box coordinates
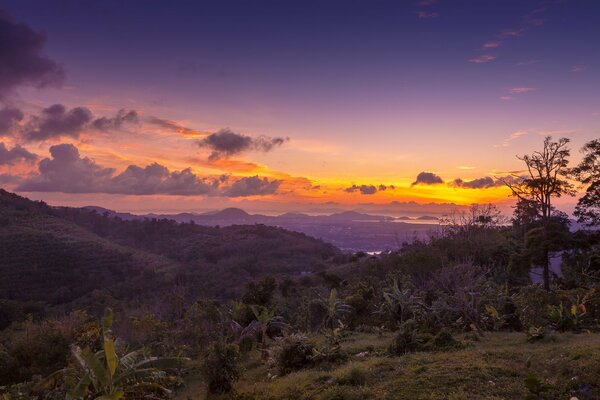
[0,189,342,310]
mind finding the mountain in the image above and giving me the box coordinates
[135,208,438,252]
[0,189,342,308]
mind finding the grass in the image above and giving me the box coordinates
[175,331,600,399]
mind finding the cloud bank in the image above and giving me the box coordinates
[16,143,280,197]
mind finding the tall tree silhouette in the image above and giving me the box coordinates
[572,139,600,227]
[503,137,575,290]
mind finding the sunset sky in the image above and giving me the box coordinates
[1,0,599,215]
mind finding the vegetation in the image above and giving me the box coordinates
[1,138,600,399]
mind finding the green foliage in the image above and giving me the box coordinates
[547,301,587,332]
[388,320,462,355]
[36,308,185,399]
[273,333,316,375]
[320,289,352,330]
[242,277,277,307]
[514,285,557,330]
[202,341,241,394]
[524,374,553,400]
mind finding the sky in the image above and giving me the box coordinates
[0,0,599,215]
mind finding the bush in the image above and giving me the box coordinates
[389,321,462,355]
[203,341,241,394]
[336,366,367,386]
[274,333,316,374]
[514,285,558,330]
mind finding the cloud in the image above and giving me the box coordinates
[0,142,37,165]
[499,96,513,101]
[0,10,65,97]
[108,163,215,195]
[146,116,202,136]
[469,54,496,64]
[509,87,535,94]
[450,176,501,189]
[91,109,139,131]
[198,128,288,161]
[416,11,439,18]
[0,106,24,136]
[482,41,501,49]
[20,105,140,141]
[17,143,280,197]
[345,184,377,195]
[499,130,528,147]
[23,104,92,141]
[412,172,443,186]
[458,166,476,170]
[517,59,540,66]
[224,175,281,197]
[0,173,20,185]
[571,64,587,73]
[17,143,115,192]
[500,28,524,38]
[344,183,395,195]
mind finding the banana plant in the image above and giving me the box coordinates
[249,305,288,359]
[37,308,186,399]
[320,289,352,330]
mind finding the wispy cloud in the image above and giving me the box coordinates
[482,41,501,49]
[571,64,587,73]
[469,54,497,64]
[500,28,525,38]
[499,96,513,101]
[509,87,535,94]
[458,166,476,170]
[498,130,529,147]
[416,11,439,18]
[517,59,540,66]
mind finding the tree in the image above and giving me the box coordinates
[503,136,575,290]
[572,139,600,227]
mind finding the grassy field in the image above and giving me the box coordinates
[175,331,600,400]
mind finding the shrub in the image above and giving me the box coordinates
[203,341,241,394]
[514,285,558,330]
[389,321,462,355]
[273,333,316,374]
[336,366,367,386]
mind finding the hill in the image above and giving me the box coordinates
[0,189,342,308]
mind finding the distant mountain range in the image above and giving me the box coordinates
[82,206,440,252]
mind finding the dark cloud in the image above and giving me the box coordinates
[0,173,20,185]
[21,106,139,140]
[345,183,396,195]
[450,176,521,189]
[345,184,377,195]
[23,104,92,141]
[198,128,288,161]
[0,142,37,165]
[450,176,499,189]
[17,143,279,197]
[109,163,214,195]
[91,109,139,131]
[412,172,444,186]
[0,10,65,97]
[0,106,24,135]
[17,143,115,192]
[224,175,281,197]
[146,116,199,136]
